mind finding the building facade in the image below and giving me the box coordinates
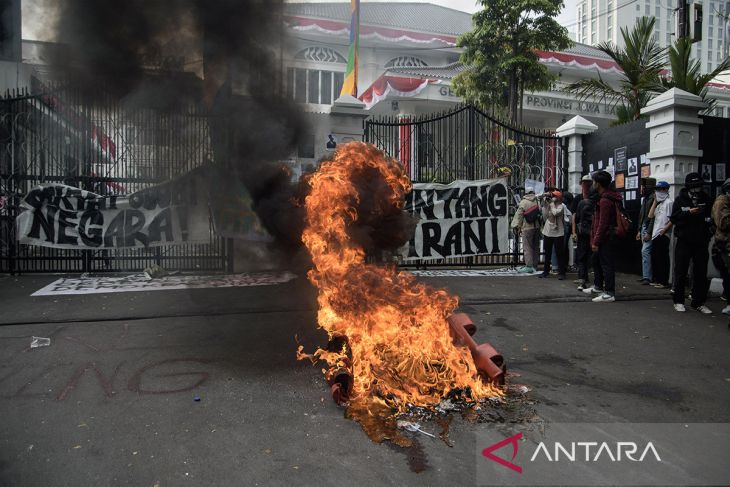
[282,2,730,168]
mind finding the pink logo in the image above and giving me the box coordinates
[482,432,523,474]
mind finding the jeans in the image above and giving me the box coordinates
[641,239,653,281]
[542,236,566,276]
[575,234,592,283]
[651,235,671,286]
[521,228,540,268]
[673,238,709,307]
[593,241,616,295]
[711,239,730,301]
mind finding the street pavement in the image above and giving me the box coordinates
[0,271,729,486]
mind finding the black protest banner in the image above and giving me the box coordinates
[16,169,212,250]
[400,178,509,260]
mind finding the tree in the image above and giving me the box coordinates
[564,17,665,125]
[658,36,730,111]
[453,0,572,124]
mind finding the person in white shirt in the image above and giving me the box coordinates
[649,181,673,289]
[538,191,567,280]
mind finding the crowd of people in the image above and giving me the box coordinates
[511,170,730,313]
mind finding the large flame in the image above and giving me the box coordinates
[299,141,501,416]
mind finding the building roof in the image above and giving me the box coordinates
[284,2,473,36]
[563,42,614,61]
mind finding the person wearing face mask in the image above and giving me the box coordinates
[669,172,713,313]
[711,177,730,315]
[537,190,566,280]
[648,181,673,289]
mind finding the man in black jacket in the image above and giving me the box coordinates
[670,172,714,313]
[636,177,656,284]
[573,187,598,291]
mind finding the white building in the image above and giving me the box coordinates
[282,2,730,166]
[576,0,729,74]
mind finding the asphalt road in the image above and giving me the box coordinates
[0,274,728,486]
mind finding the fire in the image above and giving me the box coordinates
[299,141,502,420]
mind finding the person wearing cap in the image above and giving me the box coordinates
[587,170,621,302]
[537,190,567,279]
[648,181,673,289]
[669,172,713,313]
[711,177,730,315]
[511,188,540,273]
[636,177,657,285]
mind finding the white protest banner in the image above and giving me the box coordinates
[16,170,211,250]
[400,178,509,261]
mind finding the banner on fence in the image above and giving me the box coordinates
[400,178,509,261]
[15,171,212,250]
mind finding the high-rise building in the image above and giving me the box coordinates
[576,0,730,74]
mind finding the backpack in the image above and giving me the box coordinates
[613,200,632,239]
[523,203,541,224]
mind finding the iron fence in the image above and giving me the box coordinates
[0,81,230,274]
[365,104,565,267]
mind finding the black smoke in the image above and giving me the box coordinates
[48,0,306,258]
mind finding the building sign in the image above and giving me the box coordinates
[400,178,509,260]
[524,95,617,118]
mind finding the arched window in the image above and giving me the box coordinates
[384,56,429,69]
[295,47,347,64]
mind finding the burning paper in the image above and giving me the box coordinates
[298,142,502,438]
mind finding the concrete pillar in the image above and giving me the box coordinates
[329,94,370,145]
[555,115,598,194]
[640,88,708,200]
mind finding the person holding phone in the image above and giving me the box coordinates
[670,173,714,313]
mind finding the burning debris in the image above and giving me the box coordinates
[297,141,509,444]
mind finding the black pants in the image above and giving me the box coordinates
[711,240,730,301]
[593,241,616,294]
[542,236,566,276]
[673,238,709,307]
[576,234,592,282]
[651,235,671,286]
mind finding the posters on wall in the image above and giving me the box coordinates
[625,176,639,190]
[702,165,713,182]
[716,163,726,182]
[628,157,638,176]
[524,178,545,195]
[614,147,627,172]
[400,178,509,261]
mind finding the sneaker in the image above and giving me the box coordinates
[517,266,534,274]
[557,274,566,280]
[577,282,588,291]
[640,279,651,285]
[573,278,582,284]
[673,303,686,312]
[694,305,712,314]
[582,286,603,294]
[592,293,615,303]
[722,305,730,315]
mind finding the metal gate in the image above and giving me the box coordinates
[0,82,230,274]
[365,104,565,266]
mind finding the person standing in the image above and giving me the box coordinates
[511,189,540,273]
[711,177,730,315]
[670,172,713,313]
[589,170,621,302]
[538,191,567,280]
[649,181,673,289]
[573,187,598,291]
[636,177,657,285]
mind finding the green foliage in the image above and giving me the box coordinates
[659,37,730,111]
[564,17,665,125]
[453,0,572,123]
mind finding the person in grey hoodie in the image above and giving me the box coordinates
[511,190,540,273]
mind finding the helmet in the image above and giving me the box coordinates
[684,172,702,188]
[656,181,670,189]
